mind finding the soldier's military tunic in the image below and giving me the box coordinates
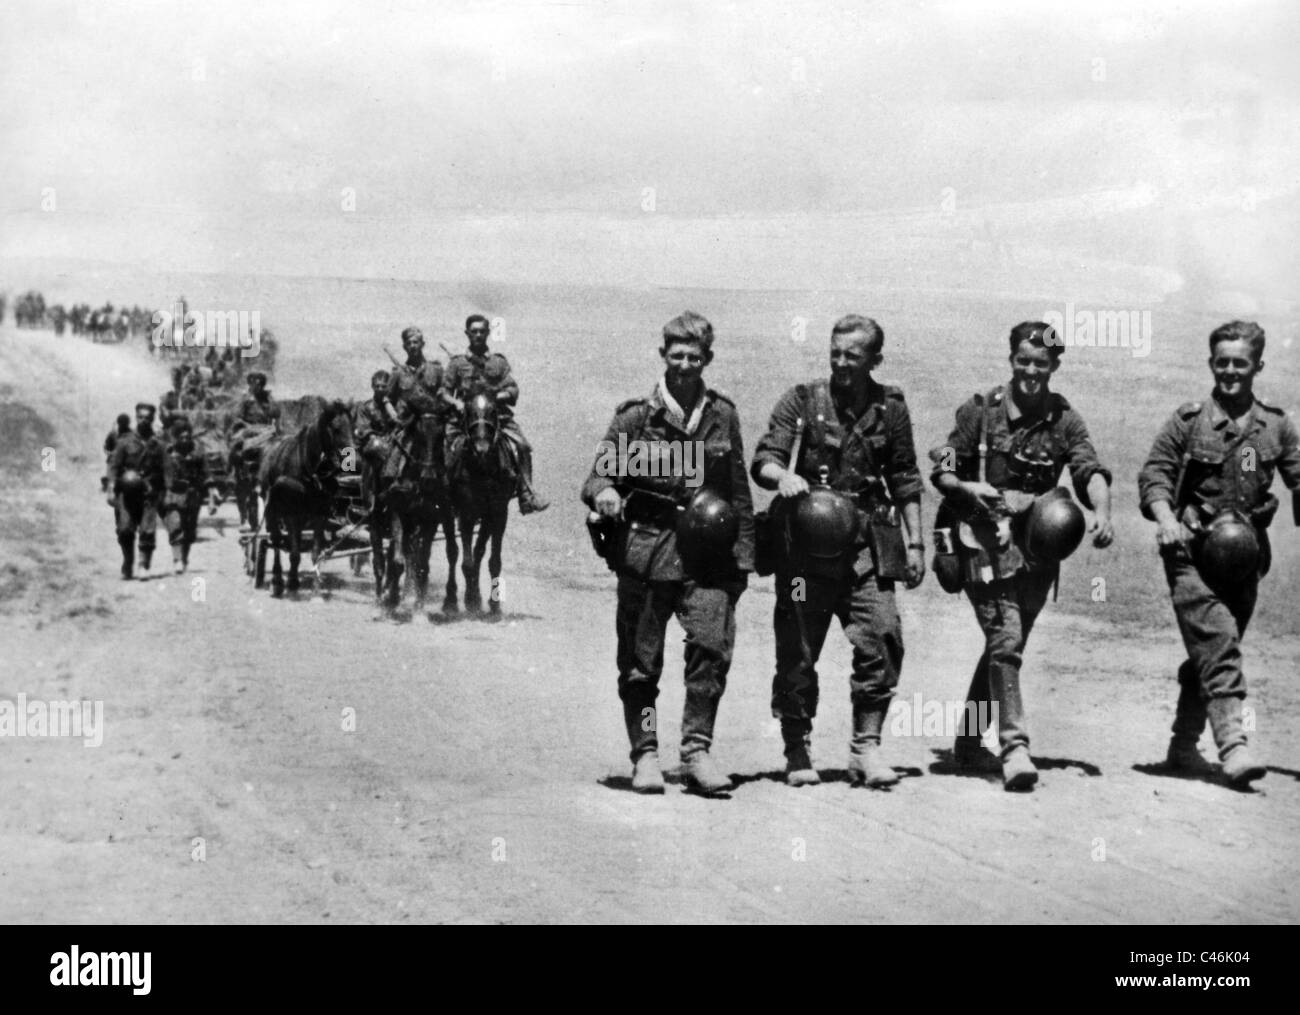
[752,378,924,722]
[235,392,280,429]
[929,385,1111,755]
[384,359,448,480]
[582,383,755,763]
[161,440,208,549]
[1138,394,1300,733]
[109,428,165,553]
[445,350,527,453]
[353,395,397,502]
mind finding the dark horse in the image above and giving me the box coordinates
[446,393,515,617]
[257,399,355,596]
[368,415,459,618]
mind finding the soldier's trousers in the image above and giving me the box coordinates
[163,498,201,547]
[962,566,1057,756]
[615,574,736,761]
[771,568,902,722]
[1162,549,1257,708]
[115,493,158,554]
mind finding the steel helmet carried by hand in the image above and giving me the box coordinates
[1022,487,1085,563]
[1197,510,1259,587]
[118,468,146,495]
[789,486,858,559]
[676,489,739,567]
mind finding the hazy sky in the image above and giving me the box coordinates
[3,0,1297,299]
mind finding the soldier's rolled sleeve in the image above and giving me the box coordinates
[1063,413,1111,508]
[1276,413,1300,491]
[1138,414,1186,520]
[885,398,924,502]
[727,411,756,572]
[496,370,519,407]
[750,386,802,485]
[928,399,981,487]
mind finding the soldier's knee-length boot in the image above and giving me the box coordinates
[1207,695,1266,786]
[514,445,548,514]
[848,705,898,788]
[118,533,135,580]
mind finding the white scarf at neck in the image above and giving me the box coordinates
[658,378,706,434]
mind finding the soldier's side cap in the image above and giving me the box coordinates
[247,370,267,383]
[135,401,157,413]
[662,310,714,352]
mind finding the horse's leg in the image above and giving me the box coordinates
[487,495,508,617]
[287,519,301,593]
[385,510,405,612]
[460,505,481,613]
[311,514,326,596]
[412,501,432,612]
[471,502,493,615]
[371,502,386,602]
[441,501,459,614]
[268,506,284,598]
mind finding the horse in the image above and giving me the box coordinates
[368,414,459,618]
[446,392,515,617]
[257,400,355,596]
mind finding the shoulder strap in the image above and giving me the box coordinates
[808,379,834,452]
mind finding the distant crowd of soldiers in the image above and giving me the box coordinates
[5,290,156,342]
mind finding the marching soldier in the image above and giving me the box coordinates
[1138,320,1300,786]
[446,314,549,513]
[929,322,1113,790]
[102,412,131,492]
[108,403,165,580]
[160,419,208,574]
[752,315,926,788]
[582,311,754,796]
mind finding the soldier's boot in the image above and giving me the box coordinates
[172,546,184,575]
[623,694,664,795]
[847,705,899,788]
[181,543,191,572]
[1001,746,1039,791]
[781,718,820,787]
[138,545,153,579]
[1166,680,1213,773]
[514,446,549,515]
[118,534,134,580]
[1207,696,1266,787]
[680,690,733,796]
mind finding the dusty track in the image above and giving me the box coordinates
[2,324,1298,924]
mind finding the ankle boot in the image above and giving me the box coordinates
[848,705,898,788]
[118,534,135,580]
[516,447,548,514]
[1167,678,1212,771]
[781,718,820,786]
[1207,696,1266,786]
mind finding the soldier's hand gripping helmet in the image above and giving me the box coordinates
[1197,510,1259,587]
[118,468,146,495]
[1022,487,1086,562]
[789,486,859,559]
[676,489,739,568]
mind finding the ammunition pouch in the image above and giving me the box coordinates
[864,507,908,581]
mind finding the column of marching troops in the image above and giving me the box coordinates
[103,316,549,580]
[582,312,1300,796]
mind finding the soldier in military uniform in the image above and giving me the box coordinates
[582,311,754,796]
[108,403,165,580]
[446,314,548,514]
[354,368,397,487]
[930,322,1113,790]
[1138,321,1300,787]
[234,371,280,430]
[160,419,208,574]
[384,327,450,479]
[102,413,131,492]
[752,315,926,788]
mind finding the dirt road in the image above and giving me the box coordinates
[2,324,1298,924]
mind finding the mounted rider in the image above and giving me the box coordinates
[445,314,549,514]
[355,368,398,505]
[228,371,281,528]
[383,327,450,487]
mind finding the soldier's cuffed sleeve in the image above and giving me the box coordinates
[1062,412,1111,509]
[1276,412,1300,491]
[929,397,981,488]
[884,396,924,503]
[490,356,519,407]
[727,409,756,572]
[1138,412,1186,520]
[750,385,804,487]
